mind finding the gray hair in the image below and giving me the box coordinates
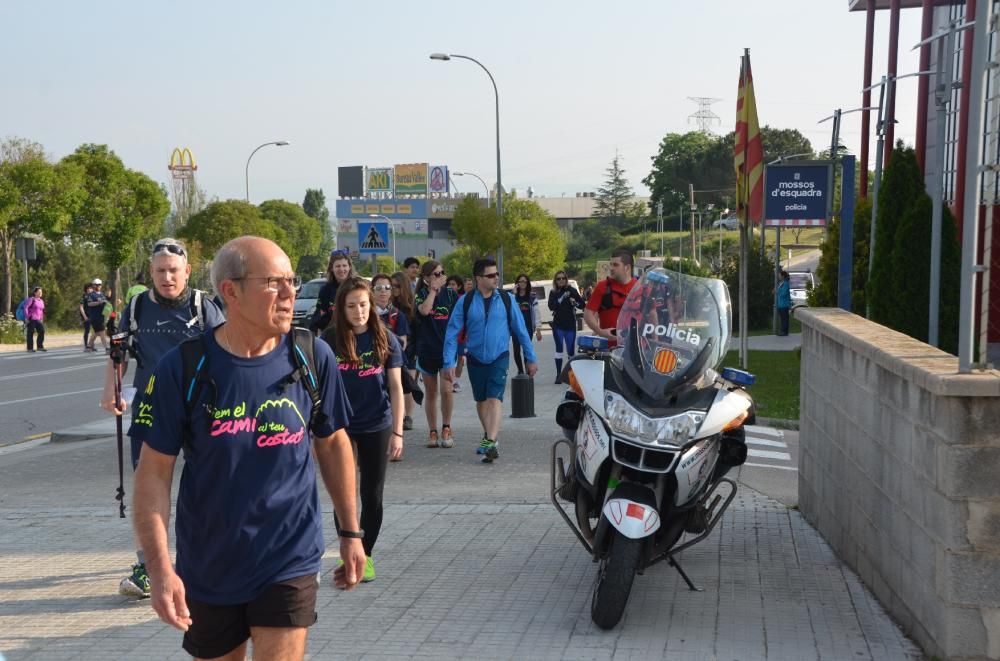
[211,240,251,294]
[150,237,188,263]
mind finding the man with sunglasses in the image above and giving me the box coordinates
[442,258,537,463]
[100,237,224,599]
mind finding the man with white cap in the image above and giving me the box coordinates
[85,278,108,352]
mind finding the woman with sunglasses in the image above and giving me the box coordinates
[310,249,354,333]
[547,270,584,382]
[414,260,458,448]
[372,273,410,357]
[390,271,418,430]
[511,274,542,376]
[320,277,404,584]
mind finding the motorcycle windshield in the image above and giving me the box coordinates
[615,268,732,399]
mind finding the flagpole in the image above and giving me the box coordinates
[740,50,750,370]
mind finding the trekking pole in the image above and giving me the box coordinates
[108,312,127,519]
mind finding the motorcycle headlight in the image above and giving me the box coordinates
[605,393,703,447]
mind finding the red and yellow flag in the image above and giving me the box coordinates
[734,51,763,226]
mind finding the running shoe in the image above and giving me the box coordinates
[403,415,413,431]
[452,381,462,393]
[427,429,439,448]
[118,562,151,598]
[476,436,491,455]
[439,426,454,448]
[363,556,376,583]
[481,440,499,463]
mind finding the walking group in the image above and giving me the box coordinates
[86,234,636,659]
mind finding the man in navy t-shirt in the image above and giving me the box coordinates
[131,237,365,661]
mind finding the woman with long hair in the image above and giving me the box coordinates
[414,260,458,448]
[446,275,467,391]
[391,271,417,430]
[547,269,584,381]
[510,273,542,376]
[310,249,354,333]
[320,277,404,583]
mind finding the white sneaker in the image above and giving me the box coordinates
[452,382,462,393]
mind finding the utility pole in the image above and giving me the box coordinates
[688,184,697,264]
[687,97,723,133]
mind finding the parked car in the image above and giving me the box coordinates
[787,270,815,308]
[293,277,326,326]
[711,215,739,230]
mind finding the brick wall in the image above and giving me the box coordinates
[797,308,1000,661]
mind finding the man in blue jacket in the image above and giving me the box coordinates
[443,258,537,463]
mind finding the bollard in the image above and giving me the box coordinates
[510,374,535,418]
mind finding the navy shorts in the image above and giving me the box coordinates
[182,573,318,659]
[416,355,443,376]
[466,352,509,402]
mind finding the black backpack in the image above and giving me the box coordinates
[128,289,208,369]
[177,327,323,451]
[461,289,516,338]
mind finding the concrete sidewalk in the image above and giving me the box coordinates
[0,335,921,660]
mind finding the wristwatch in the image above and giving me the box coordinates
[339,529,365,539]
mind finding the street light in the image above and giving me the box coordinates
[245,141,289,202]
[369,214,397,266]
[453,171,490,201]
[430,52,504,280]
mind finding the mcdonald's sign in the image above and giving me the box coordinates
[168,147,197,173]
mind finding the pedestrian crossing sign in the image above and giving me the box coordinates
[357,221,389,254]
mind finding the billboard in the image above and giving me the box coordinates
[338,166,364,198]
[335,198,428,219]
[366,167,393,193]
[428,165,449,194]
[763,162,833,227]
[394,163,428,195]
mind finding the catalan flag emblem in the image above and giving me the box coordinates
[652,348,678,374]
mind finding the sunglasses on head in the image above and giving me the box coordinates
[330,249,349,258]
[153,243,186,258]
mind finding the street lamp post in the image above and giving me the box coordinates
[245,141,289,202]
[453,171,490,201]
[430,52,503,280]
[369,214,397,267]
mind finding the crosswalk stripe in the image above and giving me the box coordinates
[744,462,797,472]
[747,448,791,461]
[745,437,787,448]
[744,425,784,439]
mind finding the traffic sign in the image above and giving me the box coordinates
[358,221,389,254]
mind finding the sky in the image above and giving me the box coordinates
[0,0,925,206]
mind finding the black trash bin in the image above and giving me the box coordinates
[510,374,535,418]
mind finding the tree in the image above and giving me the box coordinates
[718,246,776,331]
[61,144,169,297]
[299,189,333,277]
[501,198,566,280]
[451,196,500,257]
[868,143,926,325]
[811,194,872,314]
[593,154,634,224]
[180,200,286,257]
[0,138,84,313]
[259,199,322,273]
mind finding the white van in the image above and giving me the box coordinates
[502,278,584,326]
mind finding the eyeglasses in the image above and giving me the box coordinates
[373,284,393,292]
[153,242,186,258]
[479,273,499,280]
[233,275,302,291]
[432,270,445,278]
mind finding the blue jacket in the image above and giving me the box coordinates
[777,280,792,310]
[443,289,537,368]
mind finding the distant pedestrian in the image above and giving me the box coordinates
[310,249,354,333]
[85,278,109,352]
[321,277,404,583]
[775,269,791,336]
[24,287,46,352]
[124,271,148,305]
[391,271,418,431]
[446,275,468,391]
[403,256,421,293]
[548,270,584,381]
[511,274,542,375]
[446,275,464,295]
[463,277,474,294]
[443,258,537,463]
[414,260,458,448]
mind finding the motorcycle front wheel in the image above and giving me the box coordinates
[591,532,642,629]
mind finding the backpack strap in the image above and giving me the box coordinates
[190,289,205,331]
[599,277,615,312]
[462,289,516,339]
[286,327,325,434]
[129,291,142,333]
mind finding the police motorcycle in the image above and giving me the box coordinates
[551,268,756,629]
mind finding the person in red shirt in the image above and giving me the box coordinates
[584,248,638,342]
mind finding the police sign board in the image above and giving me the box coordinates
[763,162,833,227]
[358,221,389,254]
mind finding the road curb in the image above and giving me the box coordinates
[756,416,799,431]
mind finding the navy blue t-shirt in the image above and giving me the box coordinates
[378,305,410,343]
[414,287,458,360]
[327,330,403,433]
[130,328,350,604]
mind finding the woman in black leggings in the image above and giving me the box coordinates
[511,274,541,375]
[322,277,404,583]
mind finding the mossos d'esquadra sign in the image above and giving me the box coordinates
[763,162,833,227]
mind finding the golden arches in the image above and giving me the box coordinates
[168,147,197,170]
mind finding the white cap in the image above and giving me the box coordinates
[91,278,102,285]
